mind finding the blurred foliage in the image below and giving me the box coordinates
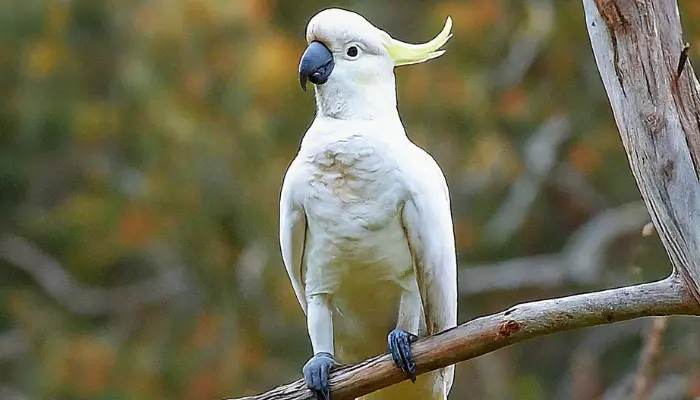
[2,1,700,399]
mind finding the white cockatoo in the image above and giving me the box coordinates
[279,8,457,400]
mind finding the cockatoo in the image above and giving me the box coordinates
[279,8,457,400]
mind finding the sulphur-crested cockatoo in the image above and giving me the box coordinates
[280,8,457,400]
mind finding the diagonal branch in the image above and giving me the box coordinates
[229,275,699,400]
[0,234,188,316]
[484,114,572,244]
[492,0,555,89]
[462,202,648,294]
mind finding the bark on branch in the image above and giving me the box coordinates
[229,1,700,398]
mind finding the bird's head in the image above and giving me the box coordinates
[299,8,452,119]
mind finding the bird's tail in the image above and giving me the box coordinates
[357,368,450,400]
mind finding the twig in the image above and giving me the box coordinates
[484,114,572,244]
[551,162,609,213]
[493,0,554,89]
[461,202,648,294]
[559,322,646,399]
[634,317,670,400]
[570,351,600,400]
[0,234,188,316]
[473,353,514,399]
[675,42,691,84]
[235,242,270,299]
[228,275,698,400]
[0,329,26,361]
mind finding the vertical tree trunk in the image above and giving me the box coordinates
[583,0,700,303]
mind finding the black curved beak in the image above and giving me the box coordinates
[299,41,334,91]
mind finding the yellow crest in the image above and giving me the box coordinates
[382,17,453,66]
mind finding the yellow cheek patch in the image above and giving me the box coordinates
[382,17,453,67]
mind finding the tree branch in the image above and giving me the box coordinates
[634,316,670,400]
[0,329,26,362]
[0,234,188,316]
[484,114,572,244]
[461,202,648,294]
[492,0,554,89]
[229,275,699,400]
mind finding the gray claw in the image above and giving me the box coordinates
[303,352,339,400]
[388,329,418,382]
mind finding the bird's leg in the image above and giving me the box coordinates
[389,287,421,382]
[303,294,338,400]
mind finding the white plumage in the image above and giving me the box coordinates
[280,8,457,399]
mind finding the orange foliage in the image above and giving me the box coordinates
[568,142,601,175]
[236,0,274,25]
[47,336,117,395]
[240,330,264,370]
[183,0,219,28]
[397,64,430,106]
[436,0,502,37]
[454,219,476,250]
[499,87,529,118]
[435,66,469,105]
[190,313,223,349]
[208,43,239,77]
[46,2,70,34]
[120,205,157,246]
[187,371,218,400]
[685,2,700,18]
[123,372,165,399]
[247,32,300,105]
[183,68,212,102]
[465,133,520,179]
[689,367,700,397]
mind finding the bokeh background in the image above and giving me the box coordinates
[2,1,700,399]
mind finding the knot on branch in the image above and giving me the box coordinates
[498,319,521,337]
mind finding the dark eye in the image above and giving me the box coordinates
[346,46,358,58]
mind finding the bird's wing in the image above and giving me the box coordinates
[279,158,308,314]
[400,145,458,336]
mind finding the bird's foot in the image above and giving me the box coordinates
[302,352,339,400]
[388,328,418,382]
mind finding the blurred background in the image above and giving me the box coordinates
[2,1,700,399]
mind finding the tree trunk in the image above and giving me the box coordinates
[584,0,700,301]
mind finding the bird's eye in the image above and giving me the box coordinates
[346,46,359,58]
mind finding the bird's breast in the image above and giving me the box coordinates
[304,136,406,237]
[301,135,413,294]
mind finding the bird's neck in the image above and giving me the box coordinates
[313,76,399,121]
